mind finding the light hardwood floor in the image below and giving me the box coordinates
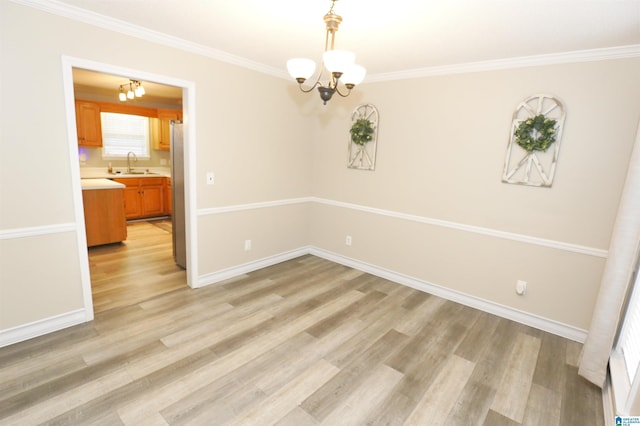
[89,219,186,313]
[0,228,604,425]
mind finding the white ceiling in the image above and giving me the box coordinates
[57,0,639,101]
[55,0,640,75]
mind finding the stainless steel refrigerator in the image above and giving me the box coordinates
[171,121,187,269]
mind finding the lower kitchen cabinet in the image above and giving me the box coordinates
[113,177,165,219]
[165,178,172,216]
[82,188,127,247]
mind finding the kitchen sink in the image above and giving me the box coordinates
[111,170,158,175]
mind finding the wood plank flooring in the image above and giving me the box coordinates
[88,219,186,313]
[0,239,604,424]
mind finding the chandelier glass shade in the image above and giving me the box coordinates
[287,0,366,105]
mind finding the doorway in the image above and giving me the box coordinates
[62,57,197,318]
[74,68,185,312]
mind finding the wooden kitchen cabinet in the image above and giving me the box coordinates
[82,188,127,246]
[113,177,165,219]
[75,100,102,147]
[151,109,182,151]
[165,177,172,215]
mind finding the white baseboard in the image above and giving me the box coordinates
[309,247,588,343]
[0,309,88,348]
[195,247,312,288]
[1,245,587,348]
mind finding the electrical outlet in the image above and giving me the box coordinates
[206,172,215,185]
[345,235,352,246]
[244,239,252,251]
[516,280,527,296]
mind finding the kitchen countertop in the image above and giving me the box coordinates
[81,178,126,190]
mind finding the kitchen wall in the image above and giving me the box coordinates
[78,145,170,169]
[1,0,639,344]
[74,89,177,169]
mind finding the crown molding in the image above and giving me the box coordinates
[10,0,640,82]
[10,0,288,79]
[366,44,640,82]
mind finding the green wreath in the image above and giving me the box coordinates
[350,118,375,146]
[514,114,558,152]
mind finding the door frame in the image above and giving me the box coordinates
[61,56,198,321]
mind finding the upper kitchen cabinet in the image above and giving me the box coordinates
[151,109,182,151]
[75,100,102,147]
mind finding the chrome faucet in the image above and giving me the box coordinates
[127,152,137,173]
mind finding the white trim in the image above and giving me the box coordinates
[603,372,615,426]
[366,45,640,82]
[61,56,95,321]
[611,349,640,417]
[59,56,199,304]
[0,243,588,346]
[312,197,608,258]
[309,247,588,342]
[10,1,640,81]
[195,196,607,258]
[197,197,312,216]
[1,193,606,291]
[0,309,87,348]
[0,223,75,240]
[195,245,587,342]
[610,353,630,415]
[196,247,311,288]
[10,0,286,79]
[183,84,199,288]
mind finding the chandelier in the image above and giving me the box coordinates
[287,0,366,105]
[118,79,145,102]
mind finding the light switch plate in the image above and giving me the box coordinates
[206,172,215,185]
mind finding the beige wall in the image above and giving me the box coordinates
[198,204,310,276]
[1,0,639,337]
[0,2,311,330]
[0,232,84,327]
[308,59,640,330]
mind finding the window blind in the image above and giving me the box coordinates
[101,112,150,158]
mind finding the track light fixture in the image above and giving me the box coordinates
[118,79,145,102]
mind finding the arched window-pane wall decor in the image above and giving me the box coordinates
[502,94,566,187]
[348,104,379,171]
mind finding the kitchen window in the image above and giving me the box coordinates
[101,112,150,159]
